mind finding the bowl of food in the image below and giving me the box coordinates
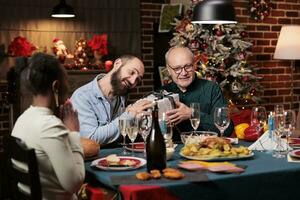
[180,131,218,145]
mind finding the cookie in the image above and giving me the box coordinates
[150,170,161,179]
[163,168,185,180]
[136,172,151,181]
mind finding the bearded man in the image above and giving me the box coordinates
[71,55,152,145]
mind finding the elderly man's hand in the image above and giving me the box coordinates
[126,99,153,117]
[166,101,192,125]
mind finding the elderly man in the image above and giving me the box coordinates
[71,55,152,145]
[161,47,234,141]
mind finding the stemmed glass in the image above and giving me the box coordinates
[190,103,201,134]
[251,106,267,135]
[125,117,139,156]
[273,104,285,158]
[119,115,128,155]
[159,111,173,147]
[283,110,296,154]
[137,112,152,156]
[214,107,230,137]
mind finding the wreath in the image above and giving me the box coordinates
[249,0,272,21]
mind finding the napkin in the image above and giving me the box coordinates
[178,160,245,173]
[248,131,289,151]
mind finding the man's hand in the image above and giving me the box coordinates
[126,99,153,117]
[166,101,192,125]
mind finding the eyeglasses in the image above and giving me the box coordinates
[167,63,194,74]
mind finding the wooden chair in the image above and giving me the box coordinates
[3,135,42,200]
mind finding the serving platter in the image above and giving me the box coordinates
[179,151,254,161]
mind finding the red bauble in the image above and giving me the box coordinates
[105,60,113,72]
[80,67,88,71]
[240,31,248,38]
[242,76,249,81]
[216,30,223,36]
[201,43,208,49]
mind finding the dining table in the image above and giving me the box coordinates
[85,141,300,200]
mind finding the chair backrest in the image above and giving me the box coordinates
[3,135,42,200]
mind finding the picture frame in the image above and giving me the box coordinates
[158,66,172,86]
[159,4,183,33]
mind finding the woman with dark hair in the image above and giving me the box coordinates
[11,53,85,200]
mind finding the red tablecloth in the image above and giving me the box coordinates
[119,185,179,200]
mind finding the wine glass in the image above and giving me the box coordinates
[190,103,201,134]
[137,112,152,156]
[214,107,230,137]
[125,117,139,156]
[283,110,296,154]
[159,112,173,147]
[273,104,285,158]
[251,106,267,135]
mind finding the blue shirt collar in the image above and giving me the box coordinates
[92,74,106,99]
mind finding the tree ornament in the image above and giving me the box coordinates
[201,43,208,49]
[215,29,223,37]
[240,31,248,38]
[189,40,200,50]
[231,80,242,93]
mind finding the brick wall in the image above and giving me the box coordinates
[233,0,300,111]
[1,0,300,135]
[138,0,300,112]
[0,82,10,150]
[128,0,171,102]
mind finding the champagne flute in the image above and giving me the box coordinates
[137,112,152,156]
[190,103,201,134]
[273,104,285,158]
[214,107,230,137]
[125,117,139,156]
[251,106,267,135]
[119,116,128,155]
[283,110,296,154]
[159,112,173,147]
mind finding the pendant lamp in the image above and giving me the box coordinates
[192,0,236,24]
[51,0,75,18]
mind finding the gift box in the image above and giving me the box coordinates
[144,91,179,114]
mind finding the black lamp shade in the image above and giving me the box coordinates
[51,0,75,18]
[192,0,236,24]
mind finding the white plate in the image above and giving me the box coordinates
[289,150,300,159]
[289,138,300,149]
[125,142,145,152]
[91,156,146,171]
[179,151,254,161]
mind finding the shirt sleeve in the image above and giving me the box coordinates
[199,83,234,137]
[71,90,133,145]
[40,122,85,194]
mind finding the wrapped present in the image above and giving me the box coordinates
[144,90,179,114]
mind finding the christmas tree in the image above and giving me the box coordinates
[169,1,263,106]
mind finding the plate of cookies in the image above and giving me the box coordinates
[91,154,146,171]
[136,168,185,181]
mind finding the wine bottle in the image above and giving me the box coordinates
[146,102,166,172]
